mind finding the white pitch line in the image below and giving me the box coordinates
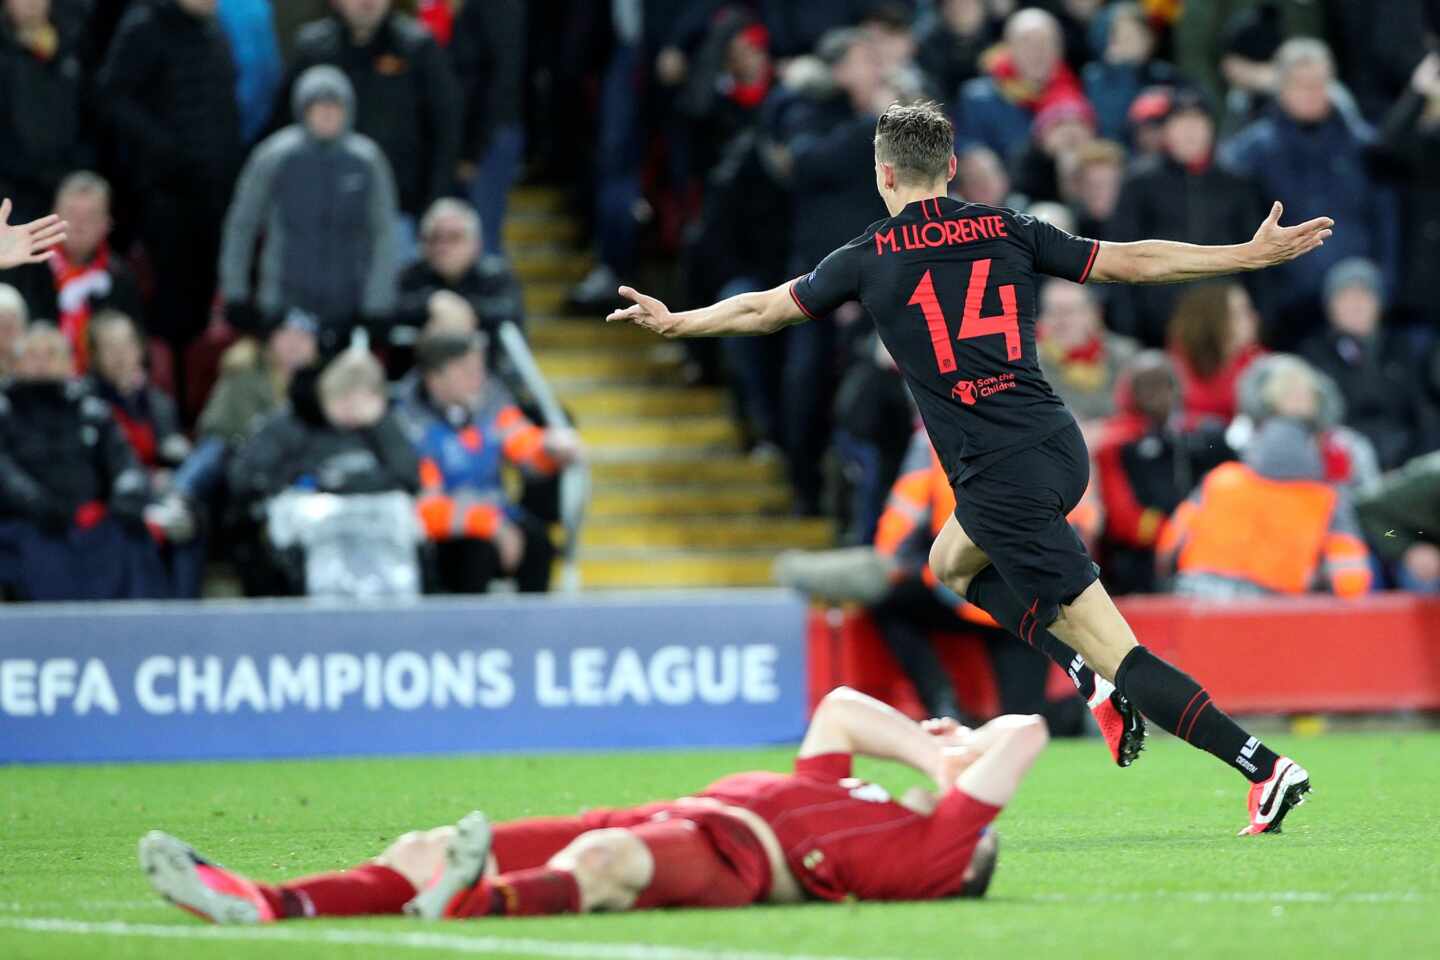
[0,917,913,960]
[1025,891,1425,905]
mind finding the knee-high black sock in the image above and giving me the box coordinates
[965,565,1098,701]
[1114,647,1279,783]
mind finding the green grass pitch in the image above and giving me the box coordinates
[3,732,1439,959]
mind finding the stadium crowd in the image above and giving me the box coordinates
[0,0,1438,615]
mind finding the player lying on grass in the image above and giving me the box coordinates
[139,687,1046,922]
[607,101,1321,837]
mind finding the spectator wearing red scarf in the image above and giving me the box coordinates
[1035,278,1138,427]
[954,7,1089,159]
[9,172,144,373]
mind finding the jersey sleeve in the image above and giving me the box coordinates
[793,752,852,782]
[1014,213,1101,284]
[789,241,863,320]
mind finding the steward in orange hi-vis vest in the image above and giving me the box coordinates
[1158,419,1372,599]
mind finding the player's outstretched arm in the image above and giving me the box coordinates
[800,686,953,788]
[0,199,67,270]
[604,280,807,338]
[1087,201,1333,285]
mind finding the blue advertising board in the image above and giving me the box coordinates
[0,591,809,763]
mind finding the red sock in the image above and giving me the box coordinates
[445,868,580,918]
[259,863,416,918]
[491,817,594,872]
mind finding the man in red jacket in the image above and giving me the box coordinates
[139,688,1048,921]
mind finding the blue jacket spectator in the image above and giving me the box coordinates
[218,0,282,145]
[394,333,580,593]
[1080,3,1178,144]
[1218,38,1399,341]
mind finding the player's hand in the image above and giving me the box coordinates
[934,744,981,790]
[1411,51,1440,97]
[922,717,976,756]
[606,286,679,337]
[543,426,584,466]
[495,520,525,572]
[0,199,66,269]
[1248,201,1333,267]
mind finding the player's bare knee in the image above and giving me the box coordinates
[1011,715,1051,757]
[550,829,652,912]
[376,827,451,888]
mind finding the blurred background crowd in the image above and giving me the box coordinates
[2,0,1440,640]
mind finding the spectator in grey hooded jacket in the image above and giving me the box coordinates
[220,64,397,351]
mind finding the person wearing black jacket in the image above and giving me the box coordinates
[0,0,90,224]
[0,323,166,601]
[229,351,419,510]
[393,198,522,345]
[96,0,241,352]
[768,28,890,512]
[450,0,524,258]
[1373,51,1440,328]
[280,0,461,241]
[1106,88,1262,345]
[1298,258,1437,471]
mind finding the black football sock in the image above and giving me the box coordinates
[1114,646,1279,784]
[964,565,1098,701]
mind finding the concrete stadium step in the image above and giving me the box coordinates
[578,416,740,451]
[527,317,655,350]
[522,281,572,315]
[587,455,781,486]
[583,516,833,550]
[509,187,569,215]
[511,251,592,284]
[536,349,685,384]
[589,484,791,518]
[576,551,779,589]
[504,216,580,248]
[563,386,729,419]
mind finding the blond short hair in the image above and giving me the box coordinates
[318,349,386,402]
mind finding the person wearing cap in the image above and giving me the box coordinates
[278,0,461,254]
[1010,97,1095,203]
[221,63,399,352]
[1298,258,1438,471]
[1109,86,1264,345]
[395,332,581,594]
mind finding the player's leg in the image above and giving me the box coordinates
[138,828,429,923]
[931,514,1102,702]
[930,513,1142,766]
[1050,578,1311,834]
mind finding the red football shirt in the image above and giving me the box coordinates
[696,753,1000,902]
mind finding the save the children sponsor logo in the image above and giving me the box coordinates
[952,372,1015,405]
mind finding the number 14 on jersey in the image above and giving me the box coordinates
[906,259,1020,374]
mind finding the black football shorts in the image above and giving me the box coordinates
[950,421,1098,615]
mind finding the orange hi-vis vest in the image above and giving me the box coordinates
[1165,462,1347,595]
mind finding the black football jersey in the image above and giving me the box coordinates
[791,196,1100,483]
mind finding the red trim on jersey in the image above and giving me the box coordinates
[1077,240,1101,284]
[789,281,819,320]
[920,199,931,220]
